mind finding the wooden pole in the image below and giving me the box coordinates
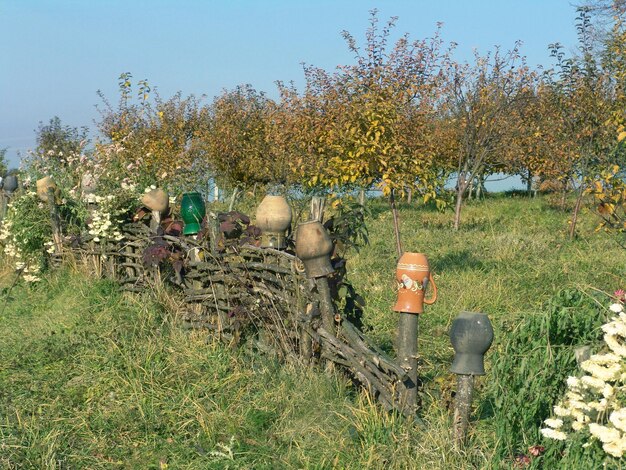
[315,276,336,333]
[47,188,63,254]
[0,191,7,222]
[397,312,419,413]
[310,196,325,223]
[453,374,475,447]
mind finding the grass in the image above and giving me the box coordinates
[0,195,624,468]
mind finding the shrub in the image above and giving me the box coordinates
[486,288,610,467]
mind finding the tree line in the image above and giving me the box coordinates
[30,7,626,241]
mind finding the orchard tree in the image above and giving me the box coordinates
[544,7,618,238]
[442,43,535,230]
[96,73,206,191]
[36,116,89,158]
[301,11,450,254]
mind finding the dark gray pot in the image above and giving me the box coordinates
[4,175,18,193]
[450,311,494,375]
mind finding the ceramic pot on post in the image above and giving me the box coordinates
[141,188,169,215]
[393,252,437,314]
[295,220,334,278]
[81,173,97,199]
[36,176,60,203]
[449,312,494,376]
[255,195,292,249]
[181,192,205,235]
[3,175,17,194]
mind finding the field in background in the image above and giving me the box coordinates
[0,195,623,469]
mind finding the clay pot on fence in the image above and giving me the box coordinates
[295,220,334,278]
[36,176,60,203]
[449,312,493,376]
[3,175,17,194]
[255,195,292,249]
[141,188,169,214]
[181,192,205,235]
[81,173,97,198]
[393,252,437,314]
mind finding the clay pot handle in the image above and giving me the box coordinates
[423,272,438,305]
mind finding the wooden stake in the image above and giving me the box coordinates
[397,312,419,414]
[47,188,63,254]
[453,374,475,447]
[315,276,336,333]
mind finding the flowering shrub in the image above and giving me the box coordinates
[541,294,626,458]
[0,191,52,283]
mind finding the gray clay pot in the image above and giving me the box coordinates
[450,311,494,375]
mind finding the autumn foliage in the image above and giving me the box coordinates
[86,8,626,236]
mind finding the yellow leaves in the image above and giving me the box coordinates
[618,131,626,142]
[598,202,615,215]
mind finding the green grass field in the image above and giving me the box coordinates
[0,195,624,469]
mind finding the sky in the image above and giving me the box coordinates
[1,0,582,181]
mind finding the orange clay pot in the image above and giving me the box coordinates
[393,252,438,314]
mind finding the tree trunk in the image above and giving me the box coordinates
[526,169,533,197]
[389,189,403,257]
[228,187,239,211]
[453,174,467,231]
[406,187,412,205]
[359,188,366,206]
[569,184,585,240]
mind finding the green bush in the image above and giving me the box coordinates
[486,288,610,468]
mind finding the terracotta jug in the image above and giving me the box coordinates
[295,220,334,278]
[393,252,438,314]
[141,188,169,214]
[255,195,292,249]
[36,176,60,203]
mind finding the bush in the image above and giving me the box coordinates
[486,288,610,468]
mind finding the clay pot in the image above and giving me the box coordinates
[81,173,97,197]
[393,252,438,314]
[449,312,493,376]
[141,188,169,214]
[295,220,334,278]
[255,195,292,249]
[36,176,60,203]
[3,175,17,193]
[181,192,205,235]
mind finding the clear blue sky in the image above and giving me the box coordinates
[1,0,580,171]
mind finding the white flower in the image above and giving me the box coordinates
[554,405,571,417]
[544,418,563,429]
[589,423,621,444]
[567,376,580,388]
[581,375,606,391]
[541,428,567,440]
[610,303,624,313]
[610,409,626,432]
[605,334,626,357]
[603,439,626,458]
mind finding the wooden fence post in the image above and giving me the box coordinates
[397,313,419,413]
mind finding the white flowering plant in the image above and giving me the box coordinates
[0,191,52,283]
[85,191,138,243]
[541,293,626,459]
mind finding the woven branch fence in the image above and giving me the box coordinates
[50,208,414,416]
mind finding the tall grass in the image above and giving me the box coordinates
[0,195,623,468]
